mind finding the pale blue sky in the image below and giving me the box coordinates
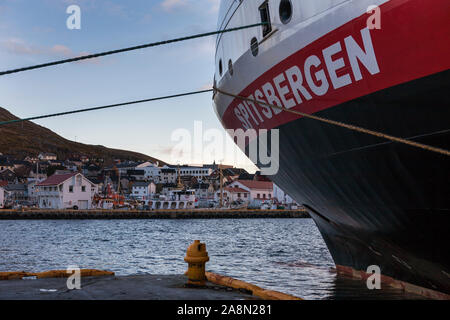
[0,0,257,172]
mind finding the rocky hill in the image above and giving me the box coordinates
[0,107,162,165]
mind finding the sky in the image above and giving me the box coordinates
[0,0,258,172]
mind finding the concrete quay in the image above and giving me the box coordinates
[0,209,309,220]
[0,274,259,300]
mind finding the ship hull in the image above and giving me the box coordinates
[274,70,450,298]
[214,0,450,297]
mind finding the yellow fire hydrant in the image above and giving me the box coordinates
[184,240,209,286]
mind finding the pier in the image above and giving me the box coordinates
[0,209,309,220]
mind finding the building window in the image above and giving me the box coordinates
[82,186,86,192]
[263,194,266,199]
[257,194,260,199]
[219,59,223,76]
[244,193,248,198]
[69,186,73,193]
[259,1,272,37]
[279,0,293,24]
[238,193,241,198]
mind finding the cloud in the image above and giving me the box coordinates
[161,0,220,13]
[1,38,42,55]
[199,82,213,90]
[161,0,187,12]
[207,0,220,14]
[1,38,101,64]
[50,44,73,57]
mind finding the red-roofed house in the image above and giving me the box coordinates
[215,186,250,204]
[228,180,273,201]
[36,173,98,209]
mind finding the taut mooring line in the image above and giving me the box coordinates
[214,87,450,157]
[0,23,265,76]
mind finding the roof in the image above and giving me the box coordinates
[5,184,27,191]
[133,181,153,187]
[37,173,77,186]
[224,187,249,193]
[235,180,273,190]
[0,181,8,187]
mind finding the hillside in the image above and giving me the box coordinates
[0,107,163,164]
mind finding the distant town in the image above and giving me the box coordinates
[0,152,299,211]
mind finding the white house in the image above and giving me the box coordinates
[36,173,97,210]
[0,186,5,208]
[215,186,250,204]
[131,181,156,201]
[136,163,161,182]
[228,180,273,201]
[160,167,177,184]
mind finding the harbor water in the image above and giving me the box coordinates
[0,218,426,300]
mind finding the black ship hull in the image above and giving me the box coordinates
[269,70,450,298]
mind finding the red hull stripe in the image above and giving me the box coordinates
[221,0,450,131]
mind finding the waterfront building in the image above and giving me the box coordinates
[131,181,156,201]
[228,180,273,201]
[216,186,250,204]
[4,183,28,201]
[192,183,215,200]
[36,173,97,210]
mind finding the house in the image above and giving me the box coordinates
[0,186,4,208]
[228,180,273,201]
[0,162,14,171]
[126,169,146,181]
[131,181,156,201]
[0,169,18,183]
[160,168,177,184]
[216,186,250,204]
[38,153,57,161]
[36,173,98,210]
[192,183,214,200]
[24,156,39,163]
[27,179,45,204]
[138,163,161,182]
[4,184,28,201]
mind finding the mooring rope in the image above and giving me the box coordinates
[0,89,213,126]
[0,23,265,76]
[214,87,450,157]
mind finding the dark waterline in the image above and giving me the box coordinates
[0,219,426,300]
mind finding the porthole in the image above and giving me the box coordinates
[219,59,223,76]
[279,0,293,24]
[250,37,259,57]
[228,59,233,76]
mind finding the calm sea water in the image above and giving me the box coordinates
[0,219,426,300]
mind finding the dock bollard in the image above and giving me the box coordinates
[184,240,209,286]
